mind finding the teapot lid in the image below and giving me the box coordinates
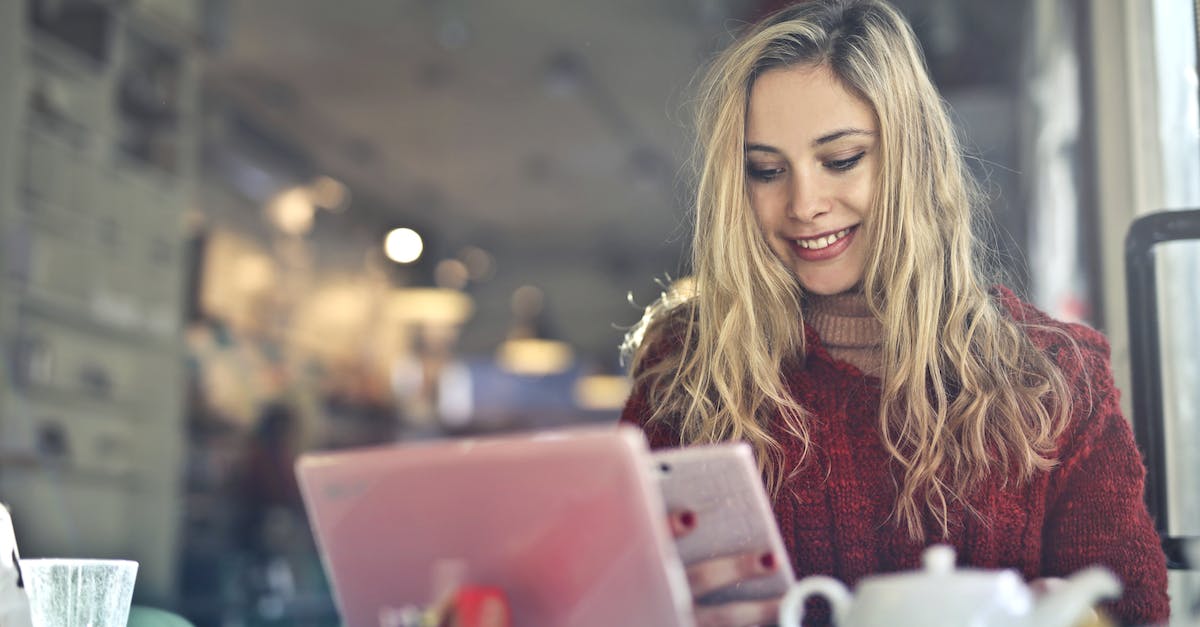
[920,545,957,575]
[872,545,1019,582]
[853,545,1033,620]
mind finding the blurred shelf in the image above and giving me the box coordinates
[17,384,140,419]
[14,287,182,351]
[2,0,194,604]
[0,460,139,489]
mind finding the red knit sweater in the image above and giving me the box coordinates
[620,287,1169,625]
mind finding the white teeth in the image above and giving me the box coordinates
[795,228,850,250]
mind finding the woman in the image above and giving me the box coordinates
[620,1,1169,625]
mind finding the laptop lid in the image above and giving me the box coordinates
[296,425,694,627]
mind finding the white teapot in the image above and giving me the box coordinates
[778,545,1121,627]
[0,504,32,627]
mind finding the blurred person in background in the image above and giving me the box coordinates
[233,401,317,624]
[621,1,1169,625]
[235,401,304,558]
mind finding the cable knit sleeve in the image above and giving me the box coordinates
[618,358,660,437]
[618,310,688,449]
[1040,322,1170,625]
[619,375,675,447]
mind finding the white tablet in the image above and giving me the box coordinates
[652,443,795,604]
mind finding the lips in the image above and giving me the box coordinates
[788,225,857,261]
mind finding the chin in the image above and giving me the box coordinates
[797,275,861,296]
[787,250,867,297]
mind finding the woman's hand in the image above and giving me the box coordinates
[668,510,785,627]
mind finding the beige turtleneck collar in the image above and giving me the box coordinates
[804,290,884,378]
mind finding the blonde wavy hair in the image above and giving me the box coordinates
[624,0,1072,540]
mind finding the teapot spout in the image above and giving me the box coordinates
[1030,568,1122,627]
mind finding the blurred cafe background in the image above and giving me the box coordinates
[0,0,1196,625]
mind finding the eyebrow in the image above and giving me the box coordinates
[745,128,876,153]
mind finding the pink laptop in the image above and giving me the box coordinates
[296,425,694,627]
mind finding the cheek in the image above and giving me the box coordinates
[831,175,869,211]
[852,167,878,214]
[854,184,875,214]
[748,186,782,227]
[746,193,784,255]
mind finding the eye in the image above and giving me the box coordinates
[825,151,866,172]
[746,164,785,182]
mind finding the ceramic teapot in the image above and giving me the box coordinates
[778,545,1121,627]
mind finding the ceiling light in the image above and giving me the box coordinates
[573,375,632,411]
[435,259,470,290]
[309,175,350,212]
[496,284,573,376]
[511,285,545,318]
[496,338,574,377]
[388,288,474,326]
[459,246,494,281]
[268,187,315,235]
[385,228,423,264]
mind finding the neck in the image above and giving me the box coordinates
[805,289,883,377]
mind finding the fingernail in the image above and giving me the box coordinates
[680,511,696,529]
[760,553,776,570]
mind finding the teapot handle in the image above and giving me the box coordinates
[778,576,852,627]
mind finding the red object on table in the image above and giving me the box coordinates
[440,586,511,627]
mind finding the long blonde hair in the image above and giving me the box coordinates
[625,0,1072,540]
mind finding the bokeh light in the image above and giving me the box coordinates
[384,228,424,264]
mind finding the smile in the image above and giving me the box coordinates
[794,227,853,250]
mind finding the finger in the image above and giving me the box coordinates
[687,551,780,599]
[668,510,697,539]
[694,598,782,627]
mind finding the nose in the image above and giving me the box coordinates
[787,169,830,222]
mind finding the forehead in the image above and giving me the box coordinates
[745,64,877,142]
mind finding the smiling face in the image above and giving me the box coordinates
[744,63,879,296]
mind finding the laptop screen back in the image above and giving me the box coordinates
[296,425,693,627]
